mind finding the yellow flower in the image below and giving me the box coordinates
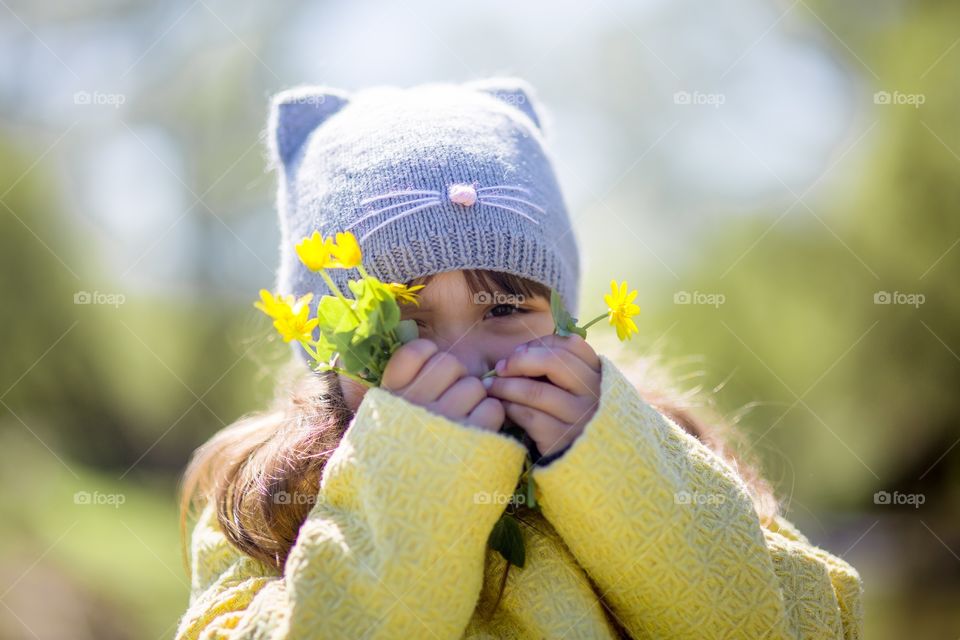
[385,282,426,306]
[295,231,337,271]
[254,289,313,319]
[603,280,640,341]
[254,290,318,343]
[331,231,362,268]
[254,289,289,320]
[273,300,319,343]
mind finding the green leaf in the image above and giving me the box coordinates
[349,277,400,339]
[525,472,538,510]
[395,318,419,344]
[489,514,525,568]
[550,288,587,338]
[312,333,336,364]
[316,295,359,335]
[549,287,567,327]
[335,334,377,374]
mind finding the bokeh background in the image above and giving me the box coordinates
[1,0,958,638]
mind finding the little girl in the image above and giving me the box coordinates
[175,78,863,639]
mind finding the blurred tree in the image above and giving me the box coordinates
[655,2,960,636]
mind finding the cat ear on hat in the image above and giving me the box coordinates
[465,77,547,132]
[267,86,350,170]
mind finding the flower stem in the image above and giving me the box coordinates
[579,312,609,331]
[299,340,322,363]
[319,269,363,324]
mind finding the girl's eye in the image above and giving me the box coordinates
[487,304,525,319]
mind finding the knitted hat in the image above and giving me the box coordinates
[266,77,582,339]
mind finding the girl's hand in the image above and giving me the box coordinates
[380,338,506,432]
[483,334,602,457]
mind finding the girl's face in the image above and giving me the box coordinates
[337,269,554,413]
[400,270,555,378]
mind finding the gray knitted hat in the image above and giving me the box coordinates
[266,77,581,331]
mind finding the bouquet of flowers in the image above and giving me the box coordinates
[254,230,423,387]
[254,229,640,571]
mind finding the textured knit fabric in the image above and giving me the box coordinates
[175,354,864,640]
[268,77,582,334]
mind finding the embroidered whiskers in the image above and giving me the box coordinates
[348,184,544,241]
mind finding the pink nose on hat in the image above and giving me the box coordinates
[448,183,477,207]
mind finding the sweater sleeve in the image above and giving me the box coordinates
[175,386,528,640]
[530,354,864,640]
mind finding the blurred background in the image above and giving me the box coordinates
[1,0,957,637]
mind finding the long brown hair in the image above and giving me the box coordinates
[179,269,780,578]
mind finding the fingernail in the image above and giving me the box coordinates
[514,343,528,353]
[495,358,505,374]
[482,376,493,389]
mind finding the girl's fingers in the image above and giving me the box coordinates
[485,376,586,425]
[399,351,467,405]
[515,334,600,372]
[496,346,600,398]
[430,376,487,419]
[381,339,438,390]
[501,401,578,457]
[465,397,506,432]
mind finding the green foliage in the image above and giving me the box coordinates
[488,513,525,568]
[307,276,417,385]
[550,288,587,338]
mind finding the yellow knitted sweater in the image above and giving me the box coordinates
[175,354,863,639]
